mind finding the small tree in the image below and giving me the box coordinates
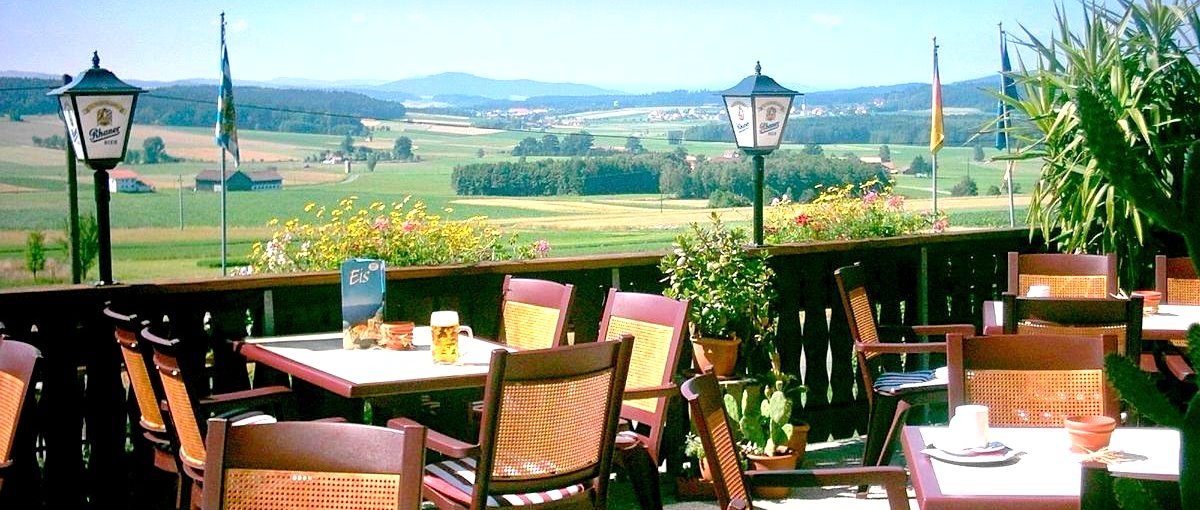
[950,176,978,197]
[366,153,379,172]
[878,144,891,162]
[143,136,166,164]
[802,143,823,156]
[475,148,485,158]
[909,155,931,175]
[9,111,22,122]
[624,136,645,154]
[667,130,683,145]
[972,143,985,162]
[64,213,99,279]
[25,231,45,280]
[393,136,413,160]
[340,133,355,155]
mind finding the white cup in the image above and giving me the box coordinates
[949,405,990,449]
[1027,284,1051,298]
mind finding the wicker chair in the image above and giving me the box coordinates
[390,337,633,510]
[680,373,909,510]
[105,304,183,504]
[947,333,1119,427]
[1001,293,1144,369]
[143,322,301,510]
[497,275,574,350]
[1007,251,1118,298]
[598,289,690,510]
[1154,255,1197,380]
[0,337,40,504]
[202,418,426,510]
[834,263,975,473]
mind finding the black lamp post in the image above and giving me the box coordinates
[48,52,143,285]
[720,61,800,246]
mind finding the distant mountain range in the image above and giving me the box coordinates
[1,70,1003,113]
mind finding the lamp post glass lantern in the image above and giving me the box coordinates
[720,61,800,246]
[48,52,143,285]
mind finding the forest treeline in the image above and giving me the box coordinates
[684,113,995,146]
[452,151,885,202]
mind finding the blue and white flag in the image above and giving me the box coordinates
[995,28,1019,150]
[216,13,240,166]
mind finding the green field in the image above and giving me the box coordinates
[0,114,1033,287]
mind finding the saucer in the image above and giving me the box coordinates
[935,441,1008,457]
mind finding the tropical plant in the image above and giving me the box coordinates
[765,179,947,243]
[998,0,1200,288]
[997,1,1200,506]
[660,213,775,344]
[247,196,550,274]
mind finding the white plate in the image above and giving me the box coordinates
[412,326,432,346]
[922,443,1022,465]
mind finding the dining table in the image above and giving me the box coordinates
[981,301,1200,341]
[902,425,1179,510]
[238,331,513,399]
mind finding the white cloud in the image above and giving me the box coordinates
[811,14,842,27]
[229,19,249,33]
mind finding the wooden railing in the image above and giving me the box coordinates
[0,228,1039,507]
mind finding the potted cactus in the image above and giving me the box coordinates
[723,349,809,499]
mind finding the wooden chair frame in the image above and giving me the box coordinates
[203,419,426,510]
[1001,293,1143,367]
[597,289,690,510]
[1155,255,1200,306]
[834,263,974,473]
[392,338,633,510]
[947,333,1120,426]
[680,373,909,510]
[1007,251,1118,298]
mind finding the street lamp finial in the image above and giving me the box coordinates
[92,51,100,69]
[755,61,761,76]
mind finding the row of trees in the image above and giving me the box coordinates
[510,132,595,156]
[452,149,886,203]
[683,113,995,146]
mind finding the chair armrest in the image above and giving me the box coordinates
[199,385,293,415]
[911,324,975,337]
[857,342,946,354]
[388,417,479,459]
[623,383,677,401]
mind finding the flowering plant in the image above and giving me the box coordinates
[247,195,550,274]
[765,179,947,243]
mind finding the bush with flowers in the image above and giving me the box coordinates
[765,179,948,243]
[247,195,550,274]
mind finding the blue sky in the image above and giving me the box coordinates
[0,0,1088,92]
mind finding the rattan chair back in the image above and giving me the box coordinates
[144,325,209,473]
[948,333,1119,427]
[680,372,750,510]
[835,263,885,393]
[470,338,632,508]
[1007,252,1118,298]
[497,275,574,350]
[0,338,38,467]
[1002,293,1142,360]
[1156,255,1200,305]
[204,419,426,510]
[598,289,689,458]
[106,305,169,436]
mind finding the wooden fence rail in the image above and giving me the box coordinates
[0,228,1038,508]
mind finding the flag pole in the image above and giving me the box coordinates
[219,13,228,275]
[930,37,942,215]
[999,23,1016,227]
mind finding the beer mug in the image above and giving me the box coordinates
[430,311,472,364]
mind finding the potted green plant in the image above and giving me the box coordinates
[661,213,775,377]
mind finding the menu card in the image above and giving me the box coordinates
[341,258,385,349]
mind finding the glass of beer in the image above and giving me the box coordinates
[430,311,462,364]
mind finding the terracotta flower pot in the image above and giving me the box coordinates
[745,450,800,499]
[1064,415,1116,452]
[788,422,811,466]
[692,336,741,378]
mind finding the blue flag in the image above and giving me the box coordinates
[995,29,1019,150]
[216,13,240,166]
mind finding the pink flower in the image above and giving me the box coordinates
[887,195,904,209]
[373,216,390,231]
[401,220,418,233]
[533,239,551,255]
[862,191,878,205]
[933,217,950,233]
[793,213,810,227]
